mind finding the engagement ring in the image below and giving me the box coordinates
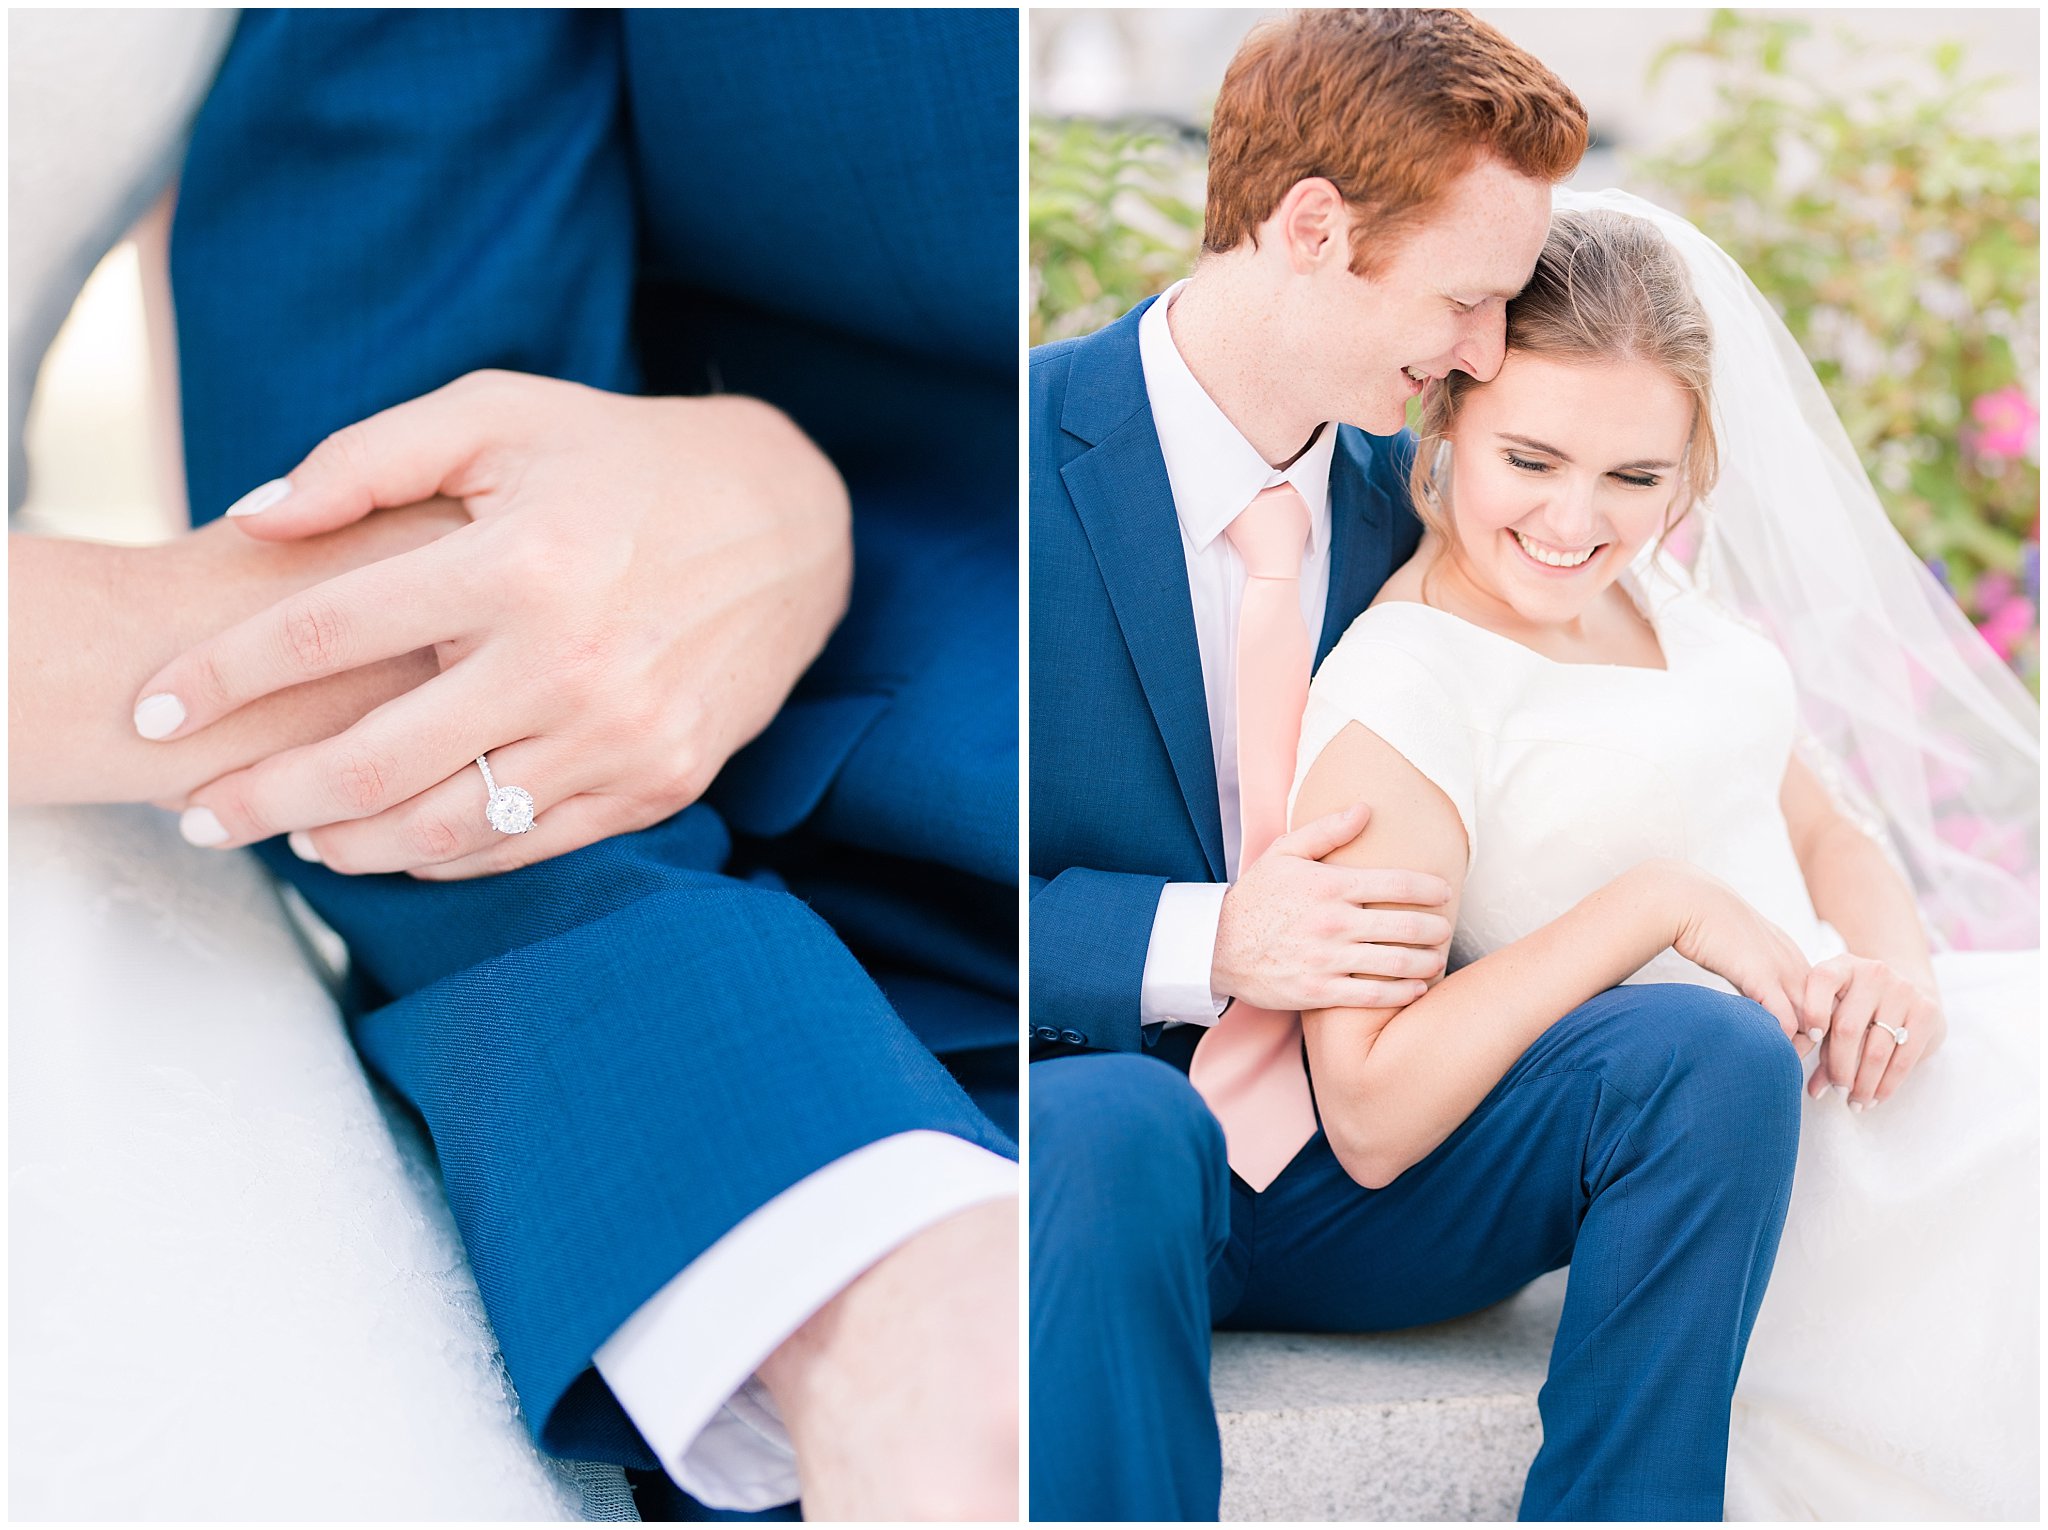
[476,753,536,835]
[1873,1020,1908,1047]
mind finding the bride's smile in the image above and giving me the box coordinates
[1430,350,1694,629]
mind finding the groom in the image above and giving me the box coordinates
[1030,10,1801,1521]
[167,9,1017,1519]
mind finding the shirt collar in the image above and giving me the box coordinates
[1138,279,1336,557]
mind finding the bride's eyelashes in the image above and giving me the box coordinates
[1500,451,1662,489]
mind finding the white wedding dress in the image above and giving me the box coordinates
[1293,556,2040,1521]
[10,11,628,1519]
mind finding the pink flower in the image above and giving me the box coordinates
[1976,593,2036,661]
[1968,386,2038,460]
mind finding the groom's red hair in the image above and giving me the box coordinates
[1204,9,1587,275]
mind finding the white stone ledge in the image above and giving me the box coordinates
[1213,1268,1568,1521]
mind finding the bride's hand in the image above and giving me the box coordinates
[128,371,852,877]
[1660,861,1821,1053]
[1802,954,1946,1110]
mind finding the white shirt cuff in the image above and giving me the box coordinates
[591,1130,1017,1511]
[1140,881,1230,1026]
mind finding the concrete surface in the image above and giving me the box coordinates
[1212,1268,1568,1521]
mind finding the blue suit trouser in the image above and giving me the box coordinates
[1029,984,1802,1521]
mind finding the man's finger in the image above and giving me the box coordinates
[1277,801,1372,862]
[1349,907,1454,949]
[132,538,472,740]
[1345,941,1445,982]
[1338,866,1453,907]
[1321,977,1431,1011]
[219,371,528,541]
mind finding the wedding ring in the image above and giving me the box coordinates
[1872,1019,1908,1047]
[475,753,536,835]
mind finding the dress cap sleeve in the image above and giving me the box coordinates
[1290,613,1479,869]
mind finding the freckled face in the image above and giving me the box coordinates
[1289,157,1553,435]
[1439,351,1696,624]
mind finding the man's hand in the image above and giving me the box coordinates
[1211,802,1454,1012]
[129,371,852,878]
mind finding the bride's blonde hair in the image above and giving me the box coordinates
[1409,208,1720,548]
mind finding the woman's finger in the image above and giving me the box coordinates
[1802,959,1852,1037]
[1871,994,1937,1105]
[407,791,649,882]
[1755,981,1800,1043]
[1847,1013,1902,1109]
[179,657,515,847]
[1871,1036,1919,1105]
[1822,967,1880,1092]
[218,371,533,542]
[294,735,584,875]
[133,535,477,741]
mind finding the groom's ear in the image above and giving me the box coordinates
[1270,177,1351,273]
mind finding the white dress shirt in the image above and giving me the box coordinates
[1135,280,1338,1026]
[592,1130,1016,1509]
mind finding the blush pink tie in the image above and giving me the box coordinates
[1188,482,1319,1192]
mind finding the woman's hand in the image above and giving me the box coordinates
[129,371,852,878]
[1802,954,1946,1110]
[1660,861,1821,1054]
[10,503,459,809]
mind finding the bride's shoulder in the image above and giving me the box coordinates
[1324,581,1474,671]
[1311,597,1477,722]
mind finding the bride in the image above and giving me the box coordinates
[1289,189,2038,1520]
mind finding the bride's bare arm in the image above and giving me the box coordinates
[1780,758,1936,989]
[1294,722,1810,1189]
[9,501,466,806]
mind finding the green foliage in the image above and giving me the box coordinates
[1636,9,2040,689]
[1028,14,2040,687]
[1029,116,1205,346]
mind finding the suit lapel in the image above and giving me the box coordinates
[1317,427,1407,666]
[1058,303,1227,880]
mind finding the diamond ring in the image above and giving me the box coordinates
[476,753,536,835]
[1873,1019,1908,1047]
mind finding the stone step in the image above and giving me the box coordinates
[1212,1269,1567,1522]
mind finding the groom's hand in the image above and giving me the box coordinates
[1212,803,1454,1013]
[130,372,852,877]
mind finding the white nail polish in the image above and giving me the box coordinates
[225,477,292,518]
[179,806,229,846]
[288,831,323,864]
[1848,1101,1865,1115]
[1806,1028,1826,1043]
[133,693,185,740]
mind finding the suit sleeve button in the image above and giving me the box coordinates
[1060,1029,1086,1045]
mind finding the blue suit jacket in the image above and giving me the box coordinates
[172,8,1016,1469]
[1028,298,1423,1055]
